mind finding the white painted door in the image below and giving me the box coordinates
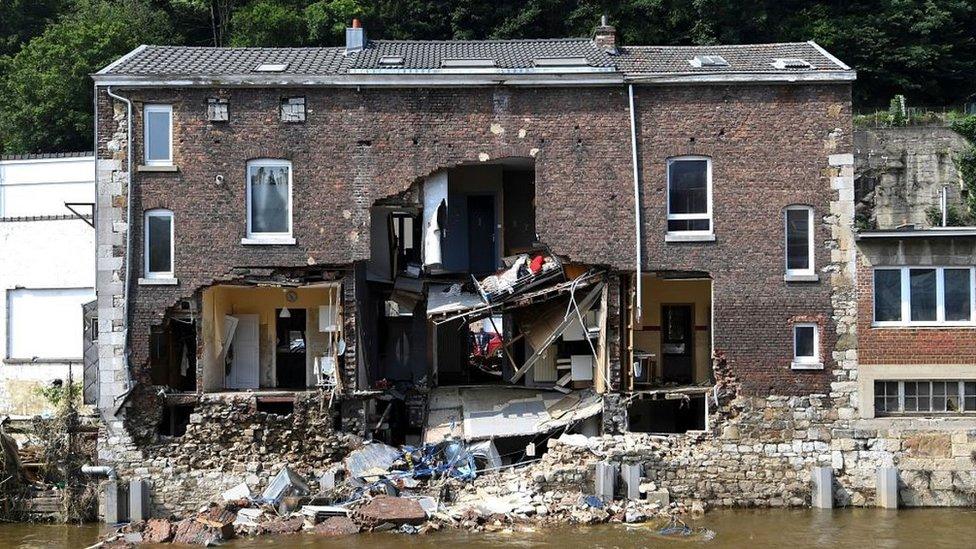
[226,314,259,389]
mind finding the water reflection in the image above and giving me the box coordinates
[2,508,975,548]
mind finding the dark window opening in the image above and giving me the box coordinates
[149,317,197,391]
[628,396,706,433]
[158,404,194,437]
[256,399,295,416]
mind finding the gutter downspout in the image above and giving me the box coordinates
[104,86,133,399]
[627,84,642,321]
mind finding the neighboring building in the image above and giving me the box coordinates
[88,20,968,514]
[0,153,96,416]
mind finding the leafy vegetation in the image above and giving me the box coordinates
[1,0,974,153]
[949,115,976,219]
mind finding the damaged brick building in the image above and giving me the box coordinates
[91,20,972,514]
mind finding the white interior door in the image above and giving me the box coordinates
[226,314,259,389]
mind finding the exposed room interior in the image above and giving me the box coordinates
[625,272,714,433]
[630,272,713,388]
[358,157,609,445]
[199,283,343,392]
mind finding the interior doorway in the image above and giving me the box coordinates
[467,195,496,275]
[661,304,694,384]
[276,308,307,389]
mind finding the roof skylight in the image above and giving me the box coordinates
[440,58,496,68]
[772,58,813,69]
[688,55,729,68]
[533,57,590,67]
[254,63,289,72]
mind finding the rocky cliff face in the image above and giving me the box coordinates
[854,125,970,229]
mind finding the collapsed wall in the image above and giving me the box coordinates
[106,391,359,516]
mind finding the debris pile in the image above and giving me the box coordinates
[93,434,695,546]
[0,391,99,523]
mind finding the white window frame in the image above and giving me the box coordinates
[872,266,976,327]
[784,205,815,277]
[244,159,294,244]
[144,209,174,279]
[791,322,821,369]
[666,156,713,237]
[143,104,173,166]
[874,380,976,416]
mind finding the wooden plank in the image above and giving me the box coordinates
[510,283,604,383]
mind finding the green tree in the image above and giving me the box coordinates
[229,0,306,46]
[0,1,176,153]
[305,0,364,45]
[0,0,67,58]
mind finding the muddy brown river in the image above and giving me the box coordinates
[2,508,975,548]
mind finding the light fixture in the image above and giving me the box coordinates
[279,308,291,318]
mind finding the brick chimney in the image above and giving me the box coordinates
[345,18,366,54]
[593,15,617,53]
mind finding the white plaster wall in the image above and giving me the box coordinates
[0,156,95,416]
[0,156,95,217]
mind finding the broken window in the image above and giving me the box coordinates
[246,159,292,240]
[144,104,172,165]
[875,380,976,415]
[791,323,819,369]
[873,267,976,325]
[207,98,228,122]
[785,205,814,277]
[280,97,306,122]
[144,209,174,279]
[666,157,711,234]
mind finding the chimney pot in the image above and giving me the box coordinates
[346,19,366,53]
[593,17,617,53]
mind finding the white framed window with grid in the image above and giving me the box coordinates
[873,266,976,326]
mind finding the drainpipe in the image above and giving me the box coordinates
[104,86,133,395]
[627,84,643,320]
[82,464,117,480]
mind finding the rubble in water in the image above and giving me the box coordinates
[91,434,708,546]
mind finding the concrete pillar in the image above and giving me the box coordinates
[876,467,898,509]
[620,463,641,500]
[129,479,150,521]
[104,481,128,524]
[811,466,833,509]
[595,462,617,500]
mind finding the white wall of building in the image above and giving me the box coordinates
[0,155,95,416]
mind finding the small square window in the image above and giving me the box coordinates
[207,98,228,122]
[791,323,820,369]
[280,97,306,123]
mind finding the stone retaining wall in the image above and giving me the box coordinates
[543,394,976,508]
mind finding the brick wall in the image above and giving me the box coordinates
[636,84,853,395]
[95,82,852,397]
[856,246,976,364]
